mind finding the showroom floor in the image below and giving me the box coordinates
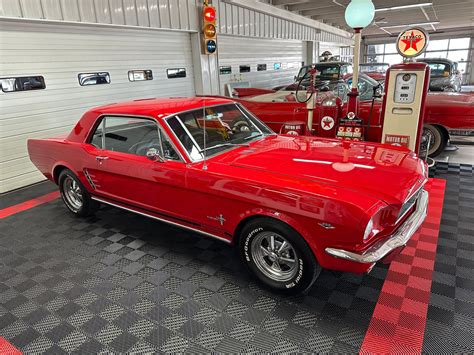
[0,162,473,353]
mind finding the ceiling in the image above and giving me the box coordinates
[271,0,474,37]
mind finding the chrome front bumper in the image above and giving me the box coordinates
[325,189,429,264]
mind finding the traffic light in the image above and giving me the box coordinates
[202,3,217,54]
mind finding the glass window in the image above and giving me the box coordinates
[427,63,450,77]
[447,50,469,62]
[128,70,153,81]
[457,62,467,74]
[89,116,179,159]
[424,51,447,59]
[257,64,267,71]
[449,38,470,50]
[0,76,46,93]
[367,44,384,54]
[159,127,180,161]
[427,39,449,52]
[167,68,186,79]
[239,65,251,73]
[167,104,272,160]
[78,72,110,86]
[219,66,232,75]
[384,54,403,66]
[384,43,396,54]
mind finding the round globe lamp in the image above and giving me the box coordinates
[344,0,375,117]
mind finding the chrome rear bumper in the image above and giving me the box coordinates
[325,189,429,264]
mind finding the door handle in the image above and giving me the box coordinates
[96,156,109,161]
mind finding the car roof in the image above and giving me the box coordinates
[417,58,455,65]
[93,96,234,118]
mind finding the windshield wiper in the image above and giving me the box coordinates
[199,142,250,153]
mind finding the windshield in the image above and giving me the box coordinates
[360,64,388,73]
[297,64,350,81]
[167,104,273,161]
[346,74,381,101]
[426,62,451,77]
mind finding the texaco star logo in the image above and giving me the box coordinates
[396,27,428,58]
[321,116,335,131]
[347,112,355,120]
[401,31,422,52]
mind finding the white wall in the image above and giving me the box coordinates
[0,20,194,193]
[218,36,303,92]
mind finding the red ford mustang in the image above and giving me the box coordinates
[28,97,429,293]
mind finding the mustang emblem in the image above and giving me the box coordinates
[207,214,226,226]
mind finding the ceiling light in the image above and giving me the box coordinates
[381,21,440,29]
[375,3,432,12]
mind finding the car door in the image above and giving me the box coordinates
[84,115,188,218]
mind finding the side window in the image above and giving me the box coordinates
[89,116,180,160]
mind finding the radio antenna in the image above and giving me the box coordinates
[202,97,208,170]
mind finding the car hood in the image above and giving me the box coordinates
[214,135,427,205]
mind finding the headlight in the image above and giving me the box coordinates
[322,98,336,106]
[363,218,374,242]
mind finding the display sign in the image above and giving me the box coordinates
[336,117,364,141]
[384,134,410,148]
[396,27,429,58]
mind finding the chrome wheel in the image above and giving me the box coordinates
[421,125,442,157]
[250,231,298,282]
[62,176,83,212]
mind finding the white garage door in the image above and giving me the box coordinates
[218,36,304,94]
[0,21,194,193]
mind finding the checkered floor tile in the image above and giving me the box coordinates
[0,162,473,353]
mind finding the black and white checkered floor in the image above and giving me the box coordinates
[0,162,473,353]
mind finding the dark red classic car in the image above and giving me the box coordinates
[28,97,429,293]
[232,74,474,157]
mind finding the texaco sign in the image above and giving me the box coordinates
[396,27,429,58]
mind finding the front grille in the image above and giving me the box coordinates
[397,188,422,223]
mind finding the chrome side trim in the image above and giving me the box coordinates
[83,169,96,190]
[91,196,232,244]
[325,189,429,264]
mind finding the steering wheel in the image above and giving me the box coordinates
[295,72,313,103]
[128,137,162,156]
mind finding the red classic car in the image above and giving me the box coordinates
[231,74,474,157]
[28,97,429,294]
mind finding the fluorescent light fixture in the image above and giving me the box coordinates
[375,3,432,12]
[381,21,439,29]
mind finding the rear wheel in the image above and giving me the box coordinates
[58,169,99,217]
[421,124,447,158]
[239,217,321,294]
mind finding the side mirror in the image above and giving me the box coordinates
[146,147,165,162]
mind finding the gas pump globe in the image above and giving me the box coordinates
[344,0,375,119]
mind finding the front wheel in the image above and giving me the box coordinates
[420,124,447,158]
[59,169,99,217]
[239,218,321,294]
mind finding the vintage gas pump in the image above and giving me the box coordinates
[380,27,430,154]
